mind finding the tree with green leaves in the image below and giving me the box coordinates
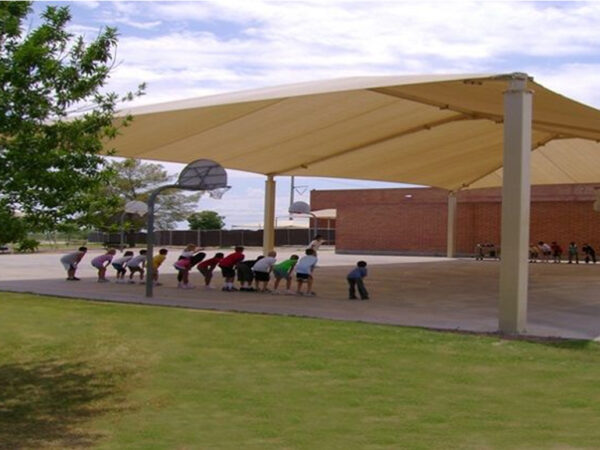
[0,208,26,245]
[0,2,144,232]
[188,210,226,230]
[92,158,202,231]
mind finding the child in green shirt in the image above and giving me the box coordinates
[272,254,299,293]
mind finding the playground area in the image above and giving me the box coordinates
[1,247,598,340]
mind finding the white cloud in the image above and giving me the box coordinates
[529,63,600,108]
[68,1,600,227]
[87,1,600,108]
[115,19,162,30]
[77,1,100,10]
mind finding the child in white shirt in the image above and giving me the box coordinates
[252,251,277,292]
[295,249,318,296]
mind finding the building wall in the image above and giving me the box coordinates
[311,184,600,255]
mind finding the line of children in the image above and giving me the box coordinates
[59,245,369,301]
[529,241,597,264]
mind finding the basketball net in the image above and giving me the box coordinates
[208,186,230,199]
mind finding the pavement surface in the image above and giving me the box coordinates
[1,247,599,340]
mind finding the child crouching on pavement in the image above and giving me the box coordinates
[175,245,205,289]
[113,250,134,283]
[91,248,117,282]
[197,252,224,289]
[252,251,277,292]
[272,254,299,294]
[347,260,369,300]
[237,256,263,291]
[219,246,245,291]
[127,249,147,283]
[295,249,318,296]
[152,248,169,286]
[60,246,87,281]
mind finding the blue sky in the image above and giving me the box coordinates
[33,0,600,227]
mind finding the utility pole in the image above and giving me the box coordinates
[289,176,295,220]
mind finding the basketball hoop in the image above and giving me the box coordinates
[177,159,230,191]
[145,159,229,299]
[289,201,312,215]
[289,201,317,242]
[124,200,148,216]
[208,186,231,199]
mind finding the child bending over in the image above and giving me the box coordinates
[91,248,117,282]
[60,246,87,281]
[152,248,169,286]
[252,251,277,292]
[295,249,318,296]
[347,261,369,300]
[127,250,147,283]
[197,252,224,289]
[219,246,245,292]
[113,250,134,283]
[272,254,299,293]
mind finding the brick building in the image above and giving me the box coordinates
[311,184,600,256]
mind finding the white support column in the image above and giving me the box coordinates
[446,191,457,258]
[263,175,276,255]
[499,74,532,334]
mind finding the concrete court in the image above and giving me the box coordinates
[0,247,599,340]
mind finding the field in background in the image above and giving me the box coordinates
[1,293,599,449]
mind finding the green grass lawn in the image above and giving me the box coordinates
[1,292,599,450]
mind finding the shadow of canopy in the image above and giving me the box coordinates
[0,359,129,449]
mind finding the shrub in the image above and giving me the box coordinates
[16,239,40,253]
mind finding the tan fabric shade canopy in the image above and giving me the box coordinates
[110,73,600,191]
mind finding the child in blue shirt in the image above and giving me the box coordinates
[347,260,369,300]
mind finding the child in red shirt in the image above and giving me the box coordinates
[218,246,245,291]
[197,252,224,289]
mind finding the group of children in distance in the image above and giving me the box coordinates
[529,241,597,264]
[59,234,370,300]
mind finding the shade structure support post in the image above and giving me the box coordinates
[263,175,276,255]
[499,75,532,334]
[446,191,457,257]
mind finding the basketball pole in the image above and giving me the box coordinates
[145,184,176,298]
